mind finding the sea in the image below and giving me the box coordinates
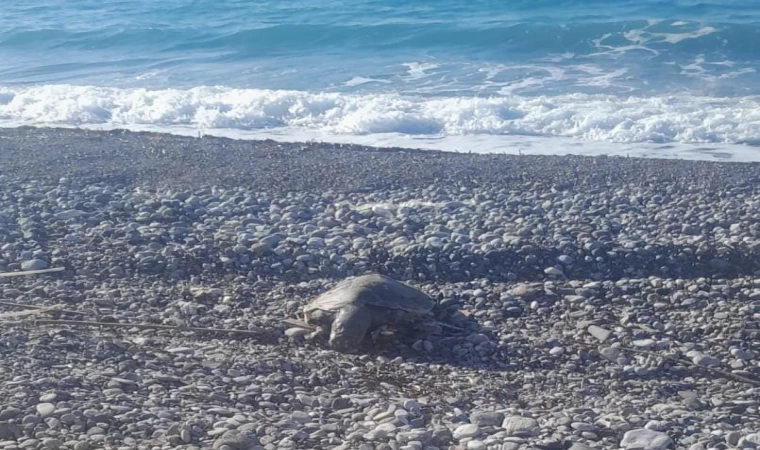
[1,0,759,161]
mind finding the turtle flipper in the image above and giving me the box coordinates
[306,326,327,343]
[329,304,373,351]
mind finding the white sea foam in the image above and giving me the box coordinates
[402,62,440,80]
[344,76,391,87]
[592,21,718,59]
[680,56,757,82]
[1,84,759,162]
[477,63,632,94]
[623,25,717,46]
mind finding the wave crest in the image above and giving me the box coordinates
[1,84,759,145]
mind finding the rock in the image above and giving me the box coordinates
[21,259,48,271]
[259,234,282,247]
[587,325,611,342]
[0,422,20,440]
[3,289,22,298]
[93,193,111,204]
[510,284,541,300]
[296,394,317,407]
[502,416,539,437]
[39,393,58,402]
[731,348,752,360]
[426,236,444,247]
[42,438,63,450]
[36,403,56,418]
[167,347,194,354]
[692,353,721,367]
[251,243,272,255]
[213,429,261,450]
[331,397,351,410]
[709,258,731,271]
[397,430,432,444]
[600,347,621,361]
[367,423,397,440]
[621,428,673,450]
[290,411,310,424]
[19,439,41,449]
[535,441,565,450]
[0,407,22,420]
[557,255,575,265]
[743,433,760,447]
[470,410,504,427]
[501,444,521,450]
[632,339,656,348]
[54,209,85,220]
[403,399,420,411]
[571,422,595,432]
[549,346,564,356]
[87,426,106,436]
[567,444,594,450]
[189,286,223,302]
[466,333,490,345]
[430,427,453,447]
[22,414,40,425]
[725,431,740,446]
[453,423,480,440]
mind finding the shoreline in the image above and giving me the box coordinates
[1,126,759,191]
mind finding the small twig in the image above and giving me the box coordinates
[0,301,84,316]
[0,267,65,278]
[282,318,314,330]
[3,319,265,338]
[438,322,467,332]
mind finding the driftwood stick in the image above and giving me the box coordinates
[0,301,84,316]
[573,340,760,388]
[14,319,266,337]
[616,344,760,387]
[0,267,65,278]
[0,309,49,320]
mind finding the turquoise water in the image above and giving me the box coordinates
[1,0,760,159]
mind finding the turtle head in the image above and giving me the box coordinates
[328,320,362,351]
[328,305,373,352]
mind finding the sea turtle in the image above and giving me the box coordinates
[302,274,436,351]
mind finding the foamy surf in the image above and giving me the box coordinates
[1,84,759,159]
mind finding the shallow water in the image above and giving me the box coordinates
[1,0,759,160]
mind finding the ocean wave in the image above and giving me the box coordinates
[1,84,758,146]
[1,20,758,57]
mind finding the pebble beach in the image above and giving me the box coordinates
[1,127,760,450]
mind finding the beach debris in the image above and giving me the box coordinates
[0,308,51,321]
[5,319,266,338]
[0,301,85,317]
[0,267,64,278]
